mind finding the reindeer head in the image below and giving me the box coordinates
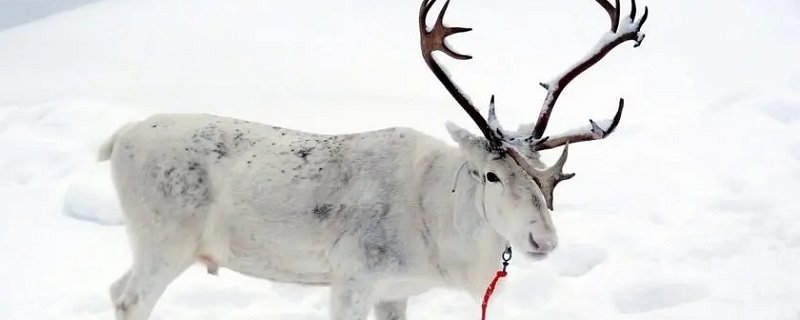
[419,0,648,257]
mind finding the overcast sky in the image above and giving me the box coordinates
[0,0,102,30]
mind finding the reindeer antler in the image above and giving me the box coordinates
[418,0,650,210]
[505,143,574,210]
[491,0,649,208]
[528,0,649,147]
[418,0,505,149]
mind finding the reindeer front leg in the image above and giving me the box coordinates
[374,299,408,320]
[330,279,374,320]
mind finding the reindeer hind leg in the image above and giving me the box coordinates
[112,220,199,320]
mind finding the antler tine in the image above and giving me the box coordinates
[419,0,502,146]
[533,98,624,151]
[488,96,555,148]
[594,0,619,32]
[529,0,649,142]
[504,143,571,211]
[487,95,501,134]
[487,95,515,141]
[420,0,473,60]
[538,143,575,210]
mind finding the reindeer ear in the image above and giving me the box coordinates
[445,121,488,150]
[446,121,492,163]
[445,121,476,144]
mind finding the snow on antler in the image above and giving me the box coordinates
[524,0,648,150]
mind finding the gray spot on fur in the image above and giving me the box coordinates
[152,160,211,208]
[312,203,342,220]
[377,202,390,219]
[354,203,405,269]
[294,146,314,160]
[419,217,433,250]
[232,129,246,147]
[191,124,218,143]
[339,170,352,186]
[364,243,390,267]
[211,142,228,159]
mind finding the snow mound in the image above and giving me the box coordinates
[547,243,607,277]
[63,162,124,226]
[613,282,709,314]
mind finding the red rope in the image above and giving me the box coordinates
[481,269,507,320]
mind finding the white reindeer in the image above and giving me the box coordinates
[99,0,648,319]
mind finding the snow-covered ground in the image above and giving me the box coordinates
[1,0,799,319]
[0,0,103,31]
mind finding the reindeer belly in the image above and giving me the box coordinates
[213,173,343,285]
[222,222,333,285]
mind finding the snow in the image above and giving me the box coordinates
[63,161,124,226]
[1,0,799,319]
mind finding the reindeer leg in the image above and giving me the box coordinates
[374,299,408,320]
[112,211,198,320]
[330,279,374,320]
[109,269,131,302]
[113,247,193,320]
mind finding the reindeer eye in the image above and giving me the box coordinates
[486,172,500,183]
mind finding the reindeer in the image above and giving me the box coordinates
[99,0,648,319]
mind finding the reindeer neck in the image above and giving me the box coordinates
[416,148,508,296]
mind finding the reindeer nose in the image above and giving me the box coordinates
[529,233,558,253]
[539,239,558,252]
